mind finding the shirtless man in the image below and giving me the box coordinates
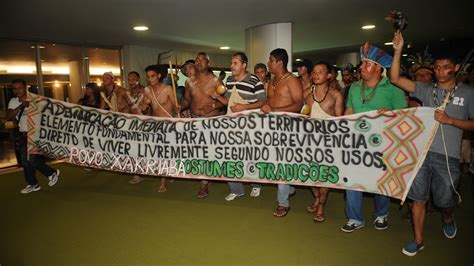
[142,64,179,192]
[296,59,313,94]
[100,71,128,112]
[261,48,304,217]
[303,61,344,223]
[180,52,225,198]
[180,60,197,117]
[124,71,148,115]
[181,59,197,79]
[126,71,152,184]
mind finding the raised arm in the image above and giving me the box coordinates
[390,31,416,93]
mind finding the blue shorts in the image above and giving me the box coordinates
[407,151,460,208]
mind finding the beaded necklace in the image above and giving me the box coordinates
[311,83,330,103]
[432,82,458,108]
[271,72,292,89]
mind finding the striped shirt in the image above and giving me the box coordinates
[225,73,266,103]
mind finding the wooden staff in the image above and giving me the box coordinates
[169,61,180,117]
[175,55,180,77]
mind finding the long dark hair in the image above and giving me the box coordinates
[79,82,101,107]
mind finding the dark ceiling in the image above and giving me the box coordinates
[2,0,473,61]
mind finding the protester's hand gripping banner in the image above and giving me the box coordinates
[27,94,436,201]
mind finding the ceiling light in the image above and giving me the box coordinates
[402,54,408,57]
[295,59,302,62]
[220,46,230,50]
[3,66,36,74]
[30,45,45,49]
[384,42,393,46]
[133,26,149,31]
[362,25,376,30]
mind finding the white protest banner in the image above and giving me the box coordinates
[27,94,436,201]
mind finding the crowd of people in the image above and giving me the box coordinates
[6,31,474,256]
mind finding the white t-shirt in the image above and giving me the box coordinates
[8,97,28,132]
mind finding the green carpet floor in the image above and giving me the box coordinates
[1,164,473,265]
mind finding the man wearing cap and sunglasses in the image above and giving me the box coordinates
[100,71,128,113]
[179,59,197,117]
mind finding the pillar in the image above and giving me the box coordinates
[245,23,292,72]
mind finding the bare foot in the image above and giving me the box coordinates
[307,197,319,213]
[129,175,144,185]
[158,178,167,192]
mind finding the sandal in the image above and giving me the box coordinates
[313,203,325,223]
[273,206,290,217]
[197,186,209,198]
[314,213,325,223]
[306,204,318,213]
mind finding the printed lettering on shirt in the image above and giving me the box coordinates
[452,97,464,106]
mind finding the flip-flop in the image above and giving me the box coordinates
[197,188,209,198]
[314,213,325,223]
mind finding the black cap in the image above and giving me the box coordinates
[340,63,355,72]
[413,66,434,74]
[295,59,313,71]
[180,59,195,76]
